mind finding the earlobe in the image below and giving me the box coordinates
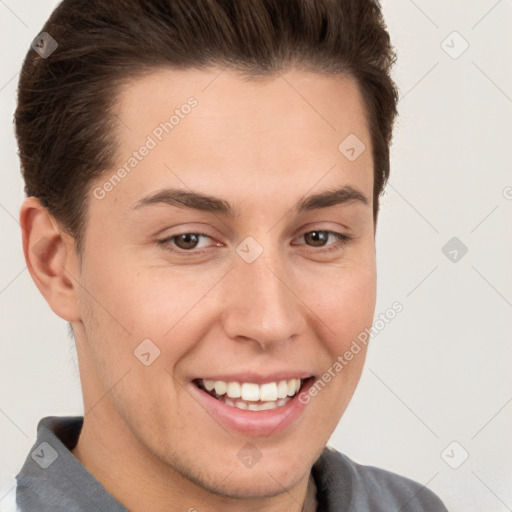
[20,196,81,323]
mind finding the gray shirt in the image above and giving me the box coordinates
[15,416,449,511]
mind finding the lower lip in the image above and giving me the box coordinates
[189,379,314,437]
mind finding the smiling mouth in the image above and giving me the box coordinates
[193,377,313,412]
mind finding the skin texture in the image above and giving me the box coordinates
[20,67,377,512]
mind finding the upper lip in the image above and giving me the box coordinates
[192,371,314,385]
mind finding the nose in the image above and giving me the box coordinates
[220,242,307,350]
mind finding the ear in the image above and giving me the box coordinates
[20,196,81,322]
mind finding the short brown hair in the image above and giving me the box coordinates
[15,0,398,254]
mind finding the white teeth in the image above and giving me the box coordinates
[226,381,241,399]
[204,379,215,391]
[259,382,278,401]
[199,378,305,405]
[259,401,278,410]
[248,401,278,411]
[287,379,301,396]
[241,383,260,401]
[277,380,289,399]
[217,394,292,410]
[214,381,227,395]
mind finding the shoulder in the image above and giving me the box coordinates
[312,446,449,512]
[15,416,127,512]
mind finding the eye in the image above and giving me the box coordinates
[294,230,352,253]
[159,232,218,252]
[157,229,352,256]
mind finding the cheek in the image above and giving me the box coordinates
[308,266,376,393]
[76,250,225,403]
[79,243,206,337]
[75,263,188,437]
[293,267,376,448]
[318,275,375,383]
[299,260,377,348]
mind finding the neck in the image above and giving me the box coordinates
[302,474,318,512]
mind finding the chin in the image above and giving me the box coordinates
[208,473,303,500]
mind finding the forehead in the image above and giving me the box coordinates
[98,67,373,214]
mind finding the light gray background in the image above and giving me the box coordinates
[1,1,511,511]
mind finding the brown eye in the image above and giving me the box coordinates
[303,231,330,247]
[159,232,213,253]
[173,233,202,250]
[295,230,352,254]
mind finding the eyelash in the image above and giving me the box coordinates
[157,230,352,256]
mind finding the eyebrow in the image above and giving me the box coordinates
[131,185,368,216]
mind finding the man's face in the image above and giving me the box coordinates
[72,67,376,497]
